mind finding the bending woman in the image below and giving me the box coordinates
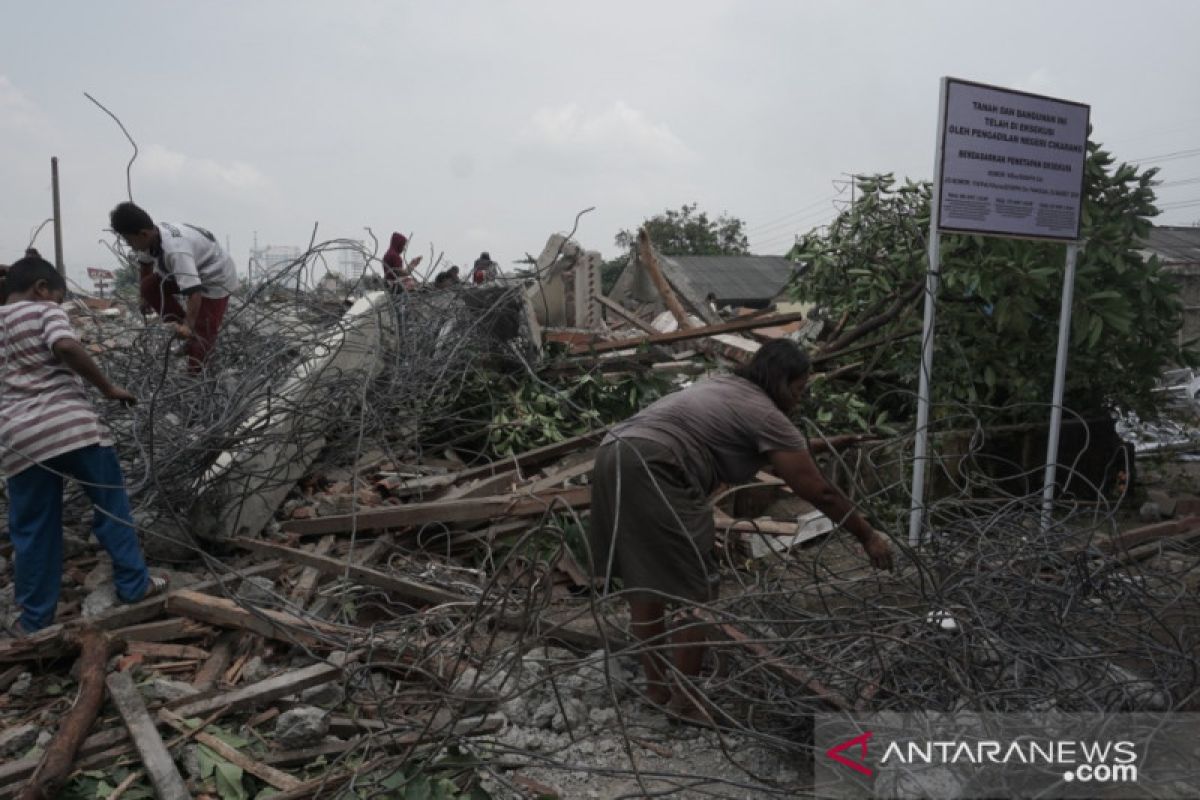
[589,339,893,713]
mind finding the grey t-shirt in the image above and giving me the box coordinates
[606,374,808,493]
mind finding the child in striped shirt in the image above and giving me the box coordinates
[1,256,166,636]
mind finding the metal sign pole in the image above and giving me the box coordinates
[1041,242,1081,531]
[908,77,949,547]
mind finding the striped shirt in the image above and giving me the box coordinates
[131,222,239,299]
[0,301,113,478]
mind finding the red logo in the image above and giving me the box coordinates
[826,731,874,777]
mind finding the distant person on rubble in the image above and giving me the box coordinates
[433,266,462,290]
[588,339,893,722]
[108,202,239,373]
[1,256,167,636]
[382,232,409,290]
[472,251,499,285]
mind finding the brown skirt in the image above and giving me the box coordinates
[588,437,718,603]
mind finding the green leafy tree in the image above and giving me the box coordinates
[790,141,1196,428]
[111,260,141,304]
[615,202,750,257]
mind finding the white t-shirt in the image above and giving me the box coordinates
[133,222,240,299]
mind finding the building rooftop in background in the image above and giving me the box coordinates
[1141,225,1200,265]
[664,254,797,307]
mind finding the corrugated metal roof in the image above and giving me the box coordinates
[662,255,797,303]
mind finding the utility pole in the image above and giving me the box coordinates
[51,157,65,279]
[841,172,859,205]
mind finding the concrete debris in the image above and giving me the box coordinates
[298,680,345,708]
[7,672,33,698]
[236,576,278,606]
[273,706,330,749]
[0,723,38,759]
[139,678,199,703]
[81,584,119,618]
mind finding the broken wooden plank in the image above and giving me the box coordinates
[570,312,806,355]
[170,661,342,719]
[166,590,350,647]
[0,562,283,663]
[524,457,595,495]
[192,631,238,691]
[105,671,190,800]
[435,429,606,485]
[438,470,524,501]
[596,294,658,336]
[237,539,468,607]
[283,485,591,537]
[1094,515,1200,555]
[263,739,364,768]
[112,618,212,643]
[18,630,117,800]
[126,641,210,660]
[159,709,301,791]
[289,534,335,606]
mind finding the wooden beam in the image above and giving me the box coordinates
[166,590,348,647]
[170,661,342,719]
[382,429,606,503]
[105,672,190,800]
[1094,515,1200,555]
[126,641,210,660]
[289,535,335,606]
[192,631,238,691]
[570,312,806,356]
[19,630,116,800]
[112,618,212,644]
[282,485,591,537]
[637,229,693,331]
[0,562,284,662]
[237,539,471,608]
[596,294,657,335]
[159,710,301,791]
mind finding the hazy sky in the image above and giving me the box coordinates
[3,1,1198,290]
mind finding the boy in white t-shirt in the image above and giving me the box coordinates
[109,202,239,373]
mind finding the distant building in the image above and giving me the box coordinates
[609,251,799,322]
[249,245,302,284]
[338,246,369,282]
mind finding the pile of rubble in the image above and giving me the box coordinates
[2,234,1199,798]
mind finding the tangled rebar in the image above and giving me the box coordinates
[12,245,1199,798]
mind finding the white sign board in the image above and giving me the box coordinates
[938,78,1089,241]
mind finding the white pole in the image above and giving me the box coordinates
[908,78,949,547]
[1041,242,1081,531]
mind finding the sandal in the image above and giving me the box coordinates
[3,619,31,639]
[139,575,170,601]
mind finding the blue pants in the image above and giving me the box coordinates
[6,445,149,632]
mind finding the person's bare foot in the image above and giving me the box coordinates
[642,683,672,707]
[666,686,714,727]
